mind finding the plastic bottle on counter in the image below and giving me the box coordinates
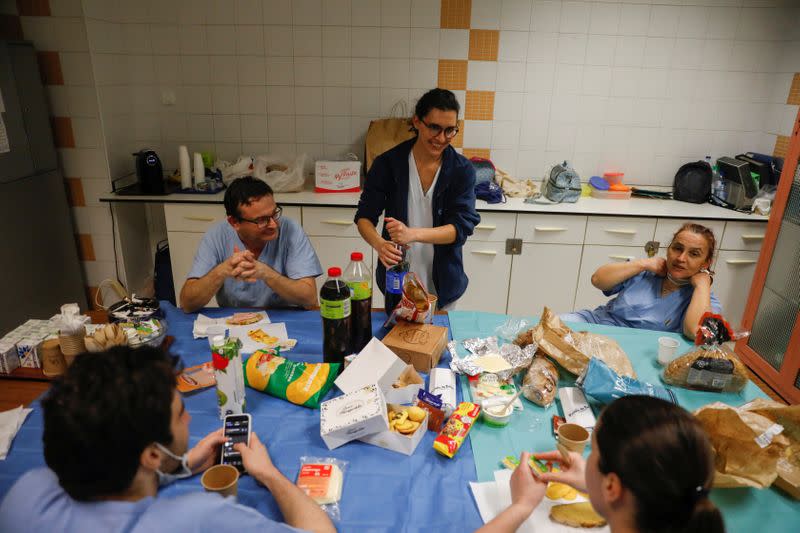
[384,245,409,317]
[320,267,351,370]
[344,252,372,354]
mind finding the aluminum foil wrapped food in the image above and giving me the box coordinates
[521,354,558,407]
[450,337,536,380]
[515,307,635,378]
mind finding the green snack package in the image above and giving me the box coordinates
[244,348,339,409]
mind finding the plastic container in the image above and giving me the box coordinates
[590,188,633,200]
[603,172,624,185]
[344,252,372,354]
[481,402,514,427]
[320,267,352,368]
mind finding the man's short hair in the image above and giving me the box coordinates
[42,346,178,501]
[224,177,274,218]
[414,88,460,120]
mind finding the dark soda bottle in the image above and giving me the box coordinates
[384,245,409,317]
[320,267,351,369]
[344,252,372,353]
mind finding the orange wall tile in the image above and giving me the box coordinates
[16,0,50,16]
[76,234,95,261]
[774,135,790,158]
[440,0,471,30]
[469,30,499,61]
[465,91,495,120]
[64,178,85,207]
[438,59,468,90]
[37,51,64,85]
[52,116,75,148]
[463,148,491,159]
[788,73,800,106]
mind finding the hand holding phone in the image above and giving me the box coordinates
[221,414,252,472]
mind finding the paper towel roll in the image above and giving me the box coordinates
[179,146,192,190]
[193,152,204,187]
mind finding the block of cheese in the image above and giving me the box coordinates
[297,463,343,505]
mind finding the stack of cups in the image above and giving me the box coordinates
[657,337,680,366]
[59,326,87,367]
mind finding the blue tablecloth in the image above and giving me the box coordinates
[0,303,482,532]
[449,310,799,533]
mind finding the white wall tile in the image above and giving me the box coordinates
[554,64,583,95]
[205,25,236,55]
[577,95,607,125]
[559,2,591,34]
[352,58,380,87]
[323,57,351,86]
[610,67,640,98]
[239,86,268,113]
[496,62,526,92]
[267,86,295,114]
[50,0,84,17]
[238,56,267,85]
[411,28,439,59]
[702,40,733,71]
[677,6,710,39]
[546,123,576,152]
[296,115,324,142]
[323,26,351,57]
[381,28,411,58]
[525,62,555,93]
[212,86,240,114]
[72,118,103,148]
[706,7,740,40]
[293,27,322,56]
[638,69,668,99]
[585,35,615,66]
[266,57,295,85]
[209,56,238,85]
[648,6,681,38]
[381,0,410,27]
[236,25,265,55]
[619,5,650,37]
[267,115,295,142]
[527,33,558,63]
[294,57,323,85]
[178,25,207,55]
[491,120,520,149]
[614,36,645,67]
[351,87,380,116]
[379,88,409,115]
[68,86,100,117]
[494,92,524,121]
[550,94,580,124]
[351,0,379,26]
[324,87,351,115]
[323,0,351,26]
[411,0,440,29]
[489,148,517,175]
[589,2,620,35]
[409,59,437,89]
[501,0,533,32]
[471,0,500,30]
[439,29,469,59]
[556,34,587,65]
[207,0,235,25]
[237,0,263,25]
[498,31,527,62]
[324,116,352,144]
[241,114,268,140]
[186,114,213,142]
[516,149,546,176]
[380,59,410,88]
[642,37,674,69]
[530,0,560,33]
[292,0,322,25]
[294,87,324,115]
[180,56,211,85]
[184,86,213,113]
[463,120,493,147]
[467,61,497,91]
[266,26,294,56]
[352,27,380,58]
[581,65,612,96]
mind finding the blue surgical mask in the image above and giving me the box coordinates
[154,443,192,486]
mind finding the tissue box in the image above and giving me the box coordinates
[320,384,388,450]
[358,403,428,456]
[0,342,20,374]
[315,160,361,193]
[382,321,448,373]
[16,337,42,368]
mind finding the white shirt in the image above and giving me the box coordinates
[406,151,440,296]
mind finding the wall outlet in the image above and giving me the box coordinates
[160,90,176,106]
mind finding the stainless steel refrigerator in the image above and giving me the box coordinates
[0,41,87,333]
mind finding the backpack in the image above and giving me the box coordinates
[673,161,712,204]
[469,157,496,184]
[542,161,581,203]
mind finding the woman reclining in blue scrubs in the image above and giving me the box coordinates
[560,223,721,338]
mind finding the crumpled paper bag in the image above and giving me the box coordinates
[515,307,635,378]
[694,401,789,489]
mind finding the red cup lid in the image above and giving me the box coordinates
[351,252,363,261]
[328,267,341,277]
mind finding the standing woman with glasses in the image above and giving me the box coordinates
[355,88,480,310]
[179,177,322,312]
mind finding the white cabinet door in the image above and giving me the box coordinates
[168,231,218,308]
[507,243,582,317]
[584,216,655,246]
[309,235,373,295]
[459,241,513,313]
[574,245,647,311]
[713,250,760,328]
[720,221,767,252]
[471,212,517,242]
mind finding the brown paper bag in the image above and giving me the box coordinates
[516,307,635,378]
[694,402,789,489]
[741,399,800,498]
[365,118,415,172]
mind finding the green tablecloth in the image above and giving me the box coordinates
[449,310,799,532]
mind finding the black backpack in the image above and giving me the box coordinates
[673,161,712,204]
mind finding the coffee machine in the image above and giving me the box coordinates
[113,149,177,195]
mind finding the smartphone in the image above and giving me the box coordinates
[220,414,251,473]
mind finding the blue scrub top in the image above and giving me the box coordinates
[561,272,721,333]
[187,218,322,308]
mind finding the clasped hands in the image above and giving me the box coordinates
[225,245,274,283]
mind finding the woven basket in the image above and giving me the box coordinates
[41,338,67,377]
[59,327,86,367]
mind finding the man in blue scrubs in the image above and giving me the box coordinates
[180,177,322,312]
[0,346,335,533]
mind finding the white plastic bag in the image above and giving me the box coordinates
[253,154,306,192]
[217,156,254,185]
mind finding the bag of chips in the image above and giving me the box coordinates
[244,348,339,409]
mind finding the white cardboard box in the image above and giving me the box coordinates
[320,384,388,450]
[382,365,423,405]
[358,403,429,456]
[335,338,407,395]
[314,160,361,193]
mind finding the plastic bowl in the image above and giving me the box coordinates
[603,172,624,185]
[482,403,514,427]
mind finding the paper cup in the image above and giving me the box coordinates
[657,337,680,366]
[205,325,227,348]
[556,423,590,454]
[201,464,239,498]
[41,339,67,377]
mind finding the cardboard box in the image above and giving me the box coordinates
[358,403,428,456]
[16,337,42,368]
[381,321,448,373]
[383,365,423,405]
[320,384,388,450]
[0,342,20,374]
[335,337,407,395]
[314,160,361,193]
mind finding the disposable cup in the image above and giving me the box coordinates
[206,325,227,348]
[556,423,590,454]
[201,464,239,498]
[657,337,680,365]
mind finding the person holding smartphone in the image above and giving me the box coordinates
[0,346,335,533]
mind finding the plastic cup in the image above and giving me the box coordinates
[657,337,680,366]
[201,464,239,498]
[556,423,590,454]
[206,325,227,348]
